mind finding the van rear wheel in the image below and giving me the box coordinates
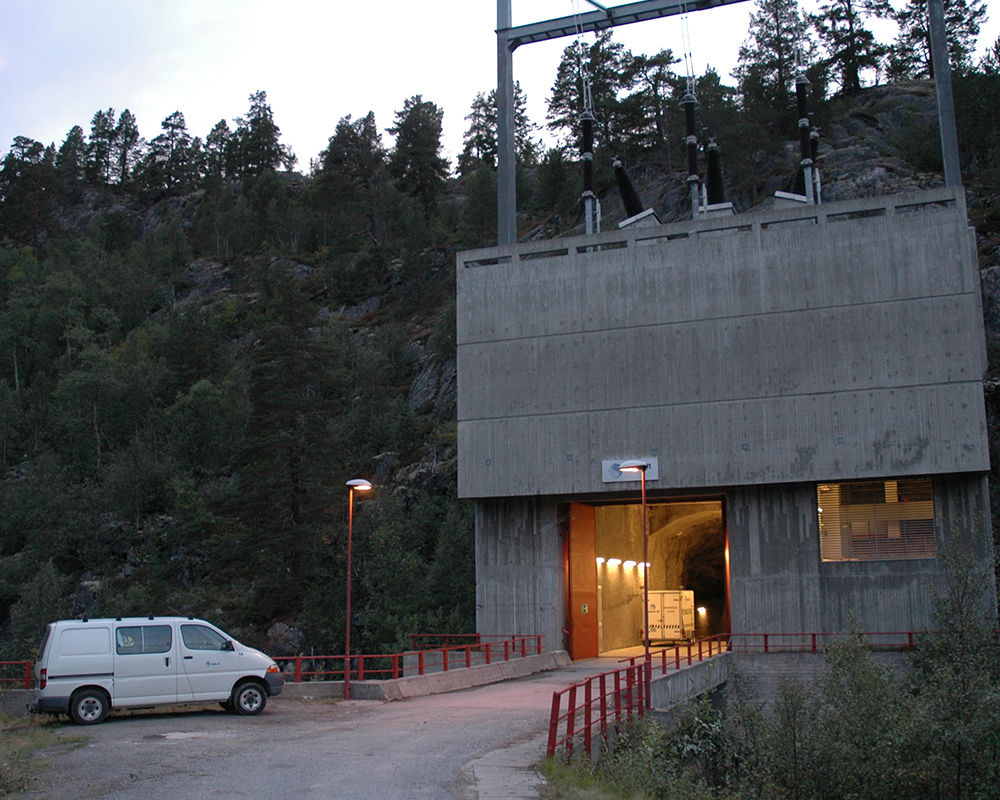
[69,689,109,725]
[232,682,266,716]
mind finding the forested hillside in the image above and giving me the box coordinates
[2,0,998,659]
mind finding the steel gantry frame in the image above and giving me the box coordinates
[494,0,961,247]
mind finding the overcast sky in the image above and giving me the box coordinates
[1,1,996,172]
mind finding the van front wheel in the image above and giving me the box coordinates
[70,689,109,725]
[232,682,266,716]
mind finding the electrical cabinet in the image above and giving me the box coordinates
[647,590,694,642]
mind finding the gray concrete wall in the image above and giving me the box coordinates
[457,188,987,499]
[475,497,565,651]
[728,473,995,634]
[731,651,913,704]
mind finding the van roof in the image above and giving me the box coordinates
[49,616,210,625]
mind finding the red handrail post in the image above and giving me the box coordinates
[418,651,425,675]
[565,685,577,758]
[442,647,449,672]
[465,645,471,669]
[393,654,400,679]
[536,635,542,655]
[764,633,770,654]
[24,661,32,690]
[547,692,562,758]
[295,657,302,683]
[358,656,365,681]
[485,642,492,665]
[583,679,593,755]
[504,640,510,660]
[599,673,608,741]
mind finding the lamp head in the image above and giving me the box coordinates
[617,460,650,474]
[346,479,372,492]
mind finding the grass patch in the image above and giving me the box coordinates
[540,756,654,800]
[0,714,87,796]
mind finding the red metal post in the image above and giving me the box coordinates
[599,673,608,740]
[547,692,562,758]
[24,661,32,689]
[583,680,593,755]
[442,647,449,672]
[418,651,425,675]
[566,685,577,757]
[485,642,492,665]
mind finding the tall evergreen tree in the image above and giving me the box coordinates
[111,109,142,185]
[811,0,891,92]
[85,108,116,184]
[55,125,87,187]
[232,90,295,176]
[734,0,814,115]
[317,111,392,263]
[546,31,638,154]
[889,0,988,77]
[458,83,537,176]
[388,95,449,217]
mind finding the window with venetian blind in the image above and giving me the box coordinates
[818,478,935,561]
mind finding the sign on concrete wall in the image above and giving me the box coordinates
[602,458,660,483]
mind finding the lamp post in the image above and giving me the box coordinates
[618,460,651,708]
[344,478,372,700]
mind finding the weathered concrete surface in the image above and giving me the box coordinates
[458,187,986,499]
[650,653,730,709]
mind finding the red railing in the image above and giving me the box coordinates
[618,634,732,676]
[547,631,925,759]
[546,662,647,758]
[0,661,34,689]
[275,634,544,684]
[727,630,921,653]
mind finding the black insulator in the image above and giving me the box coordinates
[681,92,699,181]
[581,114,594,194]
[795,73,811,164]
[614,158,644,218]
[705,140,725,205]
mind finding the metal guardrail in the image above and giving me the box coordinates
[547,630,926,759]
[275,634,544,683]
[546,662,647,759]
[0,661,34,689]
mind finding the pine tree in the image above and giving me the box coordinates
[317,111,392,263]
[112,109,142,185]
[85,108,116,184]
[889,0,988,77]
[546,31,638,154]
[458,83,537,176]
[735,0,814,115]
[232,90,295,177]
[388,95,449,217]
[811,0,891,92]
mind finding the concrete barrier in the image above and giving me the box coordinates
[649,653,730,710]
[282,651,573,702]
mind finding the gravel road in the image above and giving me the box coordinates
[21,662,611,800]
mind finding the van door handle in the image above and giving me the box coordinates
[165,657,170,667]
[184,656,193,660]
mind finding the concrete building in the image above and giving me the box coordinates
[457,186,995,659]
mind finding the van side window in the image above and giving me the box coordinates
[116,625,172,655]
[181,624,228,651]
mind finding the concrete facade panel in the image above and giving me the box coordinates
[459,383,988,497]
[458,190,987,500]
[475,498,565,652]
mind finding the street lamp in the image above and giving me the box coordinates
[618,460,651,708]
[344,478,372,700]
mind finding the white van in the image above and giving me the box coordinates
[29,616,283,724]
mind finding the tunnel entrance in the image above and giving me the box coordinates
[564,500,729,659]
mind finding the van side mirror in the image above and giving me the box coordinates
[223,640,234,652]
